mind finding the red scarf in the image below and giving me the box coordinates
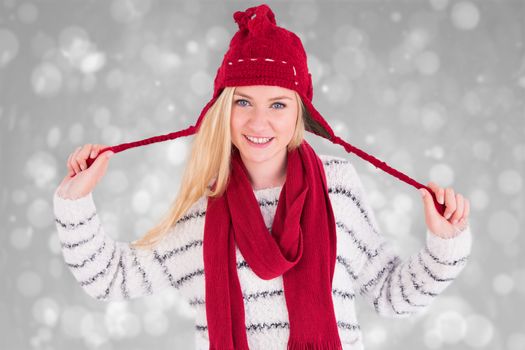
[203,141,343,349]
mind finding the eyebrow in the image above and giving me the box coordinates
[234,93,293,101]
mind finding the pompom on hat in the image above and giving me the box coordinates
[85,3,445,215]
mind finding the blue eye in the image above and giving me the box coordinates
[234,99,286,109]
[235,99,249,107]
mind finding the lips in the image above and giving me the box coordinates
[243,134,274,147]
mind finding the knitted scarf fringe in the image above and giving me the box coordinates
[287,340,343,350]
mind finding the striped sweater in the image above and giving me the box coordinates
[53,154,472,350]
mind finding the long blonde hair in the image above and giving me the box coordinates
[130,86,322,251]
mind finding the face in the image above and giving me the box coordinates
[230,85,299,164]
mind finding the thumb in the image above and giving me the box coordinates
[419,188,437,216]
[89,150,114,174]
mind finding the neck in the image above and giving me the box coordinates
[242,150,287,191]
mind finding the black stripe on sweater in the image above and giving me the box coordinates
[360,256,401,296]
[79,241,117,287]
[195,320,360,333]
[417,252,455,282]
[397,263,426,308]
[424,246,469,266]
[129,246,153,295]
[60,224,101,249]
[55,211,97,230]
[408,260,438,297]
[66,238,107,269]
[335,221,383,260]
[188,287,356,307]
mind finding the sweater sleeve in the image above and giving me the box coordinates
[337,161,473,318]
[53,188,180,302]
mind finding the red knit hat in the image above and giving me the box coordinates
[86,3,445,215]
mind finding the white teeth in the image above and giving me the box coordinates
[245,135,273,144]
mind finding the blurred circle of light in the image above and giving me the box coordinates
[435,310,467,344]
[17,270,43,297]
[464,313,494,347]
[68,122,86,144]
[306,54,324,85]
[106,310,142,339]
[105,169,130,195]
[488,210,518,244]
[81,312,110,347]
[333,46,368,80]
[406,28,430,52]
[10,227,33,250]
[472,140,492,161]
[31,62,63,97]
[33,297,60,327]
[61,306,89,338]
[28,197,53,229]
[424,328,443,348]
[166,139,189,166]
[48,126,61,148]
[425,145,445,159]
[497,169,522,195]
[110,0,152,23]
[320,75,353,104]
[420,103,447,132]
[93,106,112,128]
[190,70,213,96]
[143,311,169,336]
[17,2,39,23]
[429,0,449,11]
[492,273,515,295]
[205,26,230,51]
[0,28,19,68]
[451,1,480,30]
[333,24,368,48]
[80,51,107,74]
[508,332,525,350]
[390,11,402,23]
[133,190,152,214]
[414,50,440,75]
[365,325,387,346]
[48,232,61,254]
[58,26,91,65]
[429,163,454,187]
[469,189,489,211]
[155,98,177,122]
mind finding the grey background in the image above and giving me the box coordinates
[1,0,524,349]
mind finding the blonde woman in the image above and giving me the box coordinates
[54,4,472,350]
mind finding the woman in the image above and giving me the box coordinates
[54,4,472,350]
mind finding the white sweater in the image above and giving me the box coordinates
[53,154,473,350]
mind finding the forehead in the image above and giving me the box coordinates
[234,85,294,97]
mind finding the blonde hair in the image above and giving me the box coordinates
[130,86,313,251]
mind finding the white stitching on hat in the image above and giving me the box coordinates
[227,58,299,86]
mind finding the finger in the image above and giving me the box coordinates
[462,198,470,221]
[70,146,82,174]
[450,194,464,224]
[67,152,75,176]
[90,144,103,159]
[443,187,456,219]
[76,144,92,172]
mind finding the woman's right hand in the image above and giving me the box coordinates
[56,144,114,200]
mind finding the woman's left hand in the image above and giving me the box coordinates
[419,182,470,239]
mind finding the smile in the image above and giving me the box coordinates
[244,134,274,147]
